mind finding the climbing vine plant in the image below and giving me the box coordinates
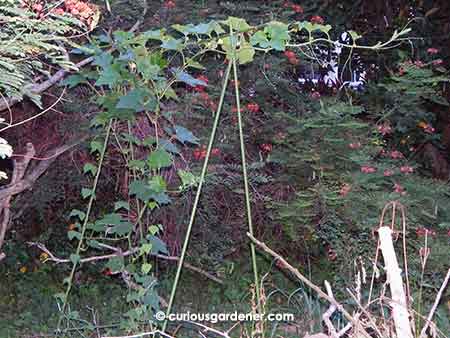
[54,16,410,336]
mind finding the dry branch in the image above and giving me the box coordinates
[28,242,224,285]
[0,140,85,255]
[247,232,372,338]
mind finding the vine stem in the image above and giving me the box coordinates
[57,119,113,331]
[162,60,233,333]
[230,41,262,320]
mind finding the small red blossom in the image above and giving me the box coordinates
[427,48,439,55]
[393,182,406,195]
[398,67,406,76]
[384,169,394,177]
[52,8,65,15]
[211,148,220,156]
[390,150,404,159]
[194,75,208,92]
[432,59,443,66]
[377,123,392,136]
[361,165,377,174]
[400,166,414,174]
[310,91,321,100]
[291,4,304,13]
[416,227,436,237]
[310,15,324,24]
[193,146,207,160]
[246,102,260,113]
[102,268,113,276]
[231,106,238,113]
[284,50,296,59]
[348,142,362,149]
[260,143,273,153]
[340,183,351,197]
[414,60,425,68]
[163,0,176,9]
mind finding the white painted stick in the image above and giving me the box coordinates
[378,226,413,338]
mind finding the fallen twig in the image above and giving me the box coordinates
[419,267,450,338]
[28,242,224,285]
[247,232,372,338]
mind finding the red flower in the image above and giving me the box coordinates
[310,15,324,24]
[246,102,260,113]
[194,75,208,92]
[102,268,113,276]
[427,48,439,55]
[310,91,321,100]
[163,0,176,9]
[432,59,443,66]
[52,8,65,15]
[348,142,361,149]
[211,148,220,156]
[231,106,238,113]
[400,166,413,174]
[361,165,376,174]
[389,150,404,159]
[414,60,425,68]
[393,182,406,195]
[193,146,207,160]
[260,143,273,153]
[291,4,304,13]
[284,50,296,59]
[377,123,392,136]
[384,169,394,177]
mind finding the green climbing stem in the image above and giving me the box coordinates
[231,46,262,317]
[162,60,233,332]
[57,119,113,330]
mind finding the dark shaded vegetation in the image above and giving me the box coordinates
[0,1,449,337]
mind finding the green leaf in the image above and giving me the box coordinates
[174,125,199,144]
[222,17,251,32]
[148,225,160,235]
[250,30,270,49]
[147,235,168,255]
[87,239,102,249]
[148,175,167,193]
[61,74,85,88]
[265,22,290,51]
[110,221,133,235]
[93,52,113,69]
[83,163,97,175]
[95,66,122,87]
[90,140,103,154]
[70,254,80,265]
[68,231,81,240]
[178,170,198,190]
[106,256,124,272]
[141,262,152,274]
[148,149,172,170]
[116,88,155,112]
[81,188,94,199]
[114,201,130,211]
[140,243,153,255]
[69,209,86,220]
[161,37,183,51]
